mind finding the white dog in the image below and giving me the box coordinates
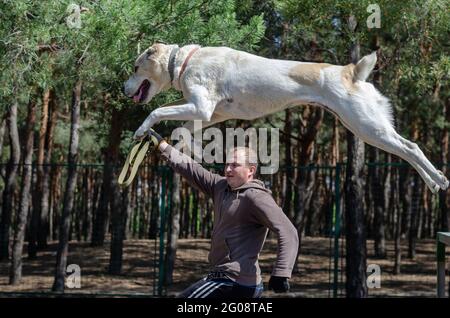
[124,43,449,193]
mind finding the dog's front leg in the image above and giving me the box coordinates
[134,89,216,139]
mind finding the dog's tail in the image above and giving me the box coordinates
[354,52,377,82]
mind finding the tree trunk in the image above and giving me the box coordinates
[205,198,212,238]
[91,171,110,245]
[164,173,181,285]
[28,90,50,257]
[178,185,185,238]
[427,189,434,236]
[108,179,127,274]
[9,99,36,283]
[400,166,412,238]
[293,106,324,272]
[369,39,386,258]
[131,181,138,238]
[344,128,367,297]
[393,167,402,274]
[123,178,132,240]
[74,182,82,242]
[408,174,420,258]
[331,118,340,166]
[0,102,21,261]
[0,116,7,161]
[50,159,63,241]
[421,185,430,237]
[439,97,449,231]
[91,170,102,240]
[370,148,386,258]
[344,34,367,298]
[52,80,82,292]
[39,91,57,248]
[149,171,159,239]
[400,121,417,242]
[406,125,419,258]
[282,109,293,220]
[82,168,93,241]
[139,177,147,239]
[91,99,118,246]
[192,191,199,238]
[182,186,190,238]
[108,108,127,274]
[383,154,392,239]
[0,116,6,202]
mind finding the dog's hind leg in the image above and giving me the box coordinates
[355,125,448,193]
[391,133,449,190]
[328,82,448,192]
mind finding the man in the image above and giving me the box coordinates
[148,129,298,298]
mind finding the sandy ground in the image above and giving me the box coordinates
[0,237,446,298]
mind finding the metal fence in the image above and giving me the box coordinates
[0,161,448,297]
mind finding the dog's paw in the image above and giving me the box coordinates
[431,183,441,194]
[425,178,440,194]
[133,127,147,141]
[443,180,450,191]
[436,170,449,190]
[440,176,449,191]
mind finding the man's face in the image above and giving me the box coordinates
[224,150,256,189]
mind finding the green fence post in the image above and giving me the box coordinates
[437,232,449,298]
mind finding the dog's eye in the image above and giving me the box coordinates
[134,66,138,73]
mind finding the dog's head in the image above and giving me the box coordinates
[124,43,176,104]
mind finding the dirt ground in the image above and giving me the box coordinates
[0,237,446,297]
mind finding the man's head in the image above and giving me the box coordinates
[123,43,177,104]
[224,147,258,189]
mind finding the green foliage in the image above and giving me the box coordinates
[0,0,448,164]
[275,0,449,160]
[0,0,266,162]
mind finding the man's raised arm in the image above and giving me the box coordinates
[154,134,223,197]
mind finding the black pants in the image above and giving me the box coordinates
[178,275,264,298]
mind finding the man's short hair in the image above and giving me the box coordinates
[227,146,258,170]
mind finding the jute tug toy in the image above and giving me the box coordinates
[118,128,164,187]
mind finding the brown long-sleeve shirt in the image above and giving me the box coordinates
[161,145,299,285]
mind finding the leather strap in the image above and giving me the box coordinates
[118,138,150,187]
[168,46,179,85]
[178,47,199,88]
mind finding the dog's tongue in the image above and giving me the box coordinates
[133,87,143,103]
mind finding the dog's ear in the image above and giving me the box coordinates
[146,47,157,59]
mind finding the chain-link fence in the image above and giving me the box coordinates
[0,161,448,297]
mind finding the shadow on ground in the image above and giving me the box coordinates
[0,237,443,297]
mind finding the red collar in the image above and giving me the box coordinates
[178,47,199,88]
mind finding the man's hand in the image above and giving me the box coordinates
[147,128,165,149]
[268,276,290,293]
[133,126,148,140]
